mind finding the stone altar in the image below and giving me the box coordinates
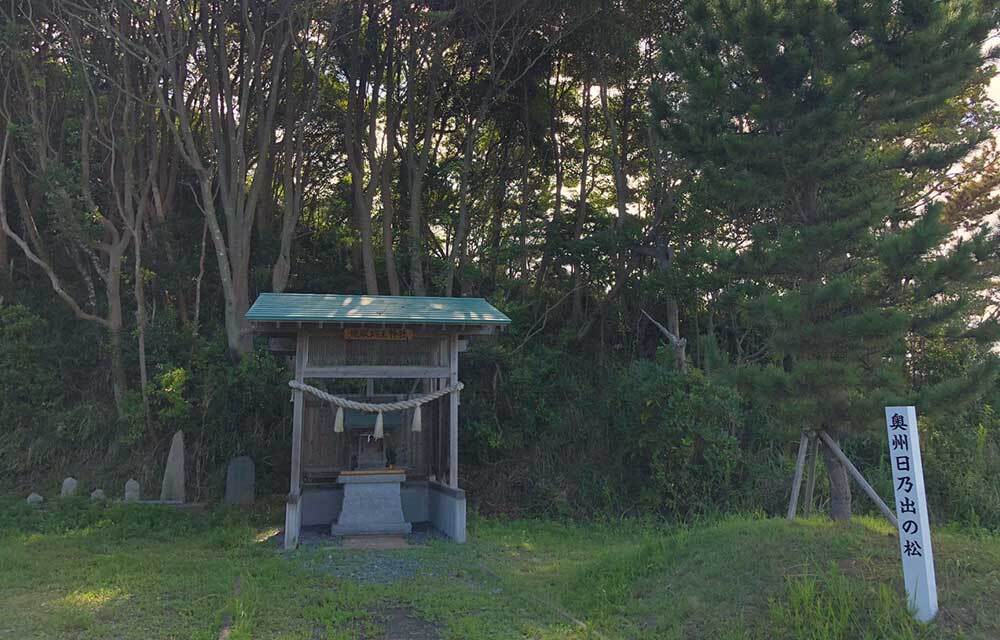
[330,470,411,536]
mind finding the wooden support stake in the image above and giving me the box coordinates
[803,433,819,517]
[817,430,898,528]
[787,432,810,520]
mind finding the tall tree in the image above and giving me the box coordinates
[151,0,297,357]
[655,0,1000,520]
[0,4,168,414]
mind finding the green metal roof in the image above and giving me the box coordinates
[245,293,511,326]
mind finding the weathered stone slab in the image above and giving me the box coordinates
[331,472,411,536]
[160,430,185,502]
[124,479,140,502]
[224,456,255,505]
[90,489,106,501]
[26,493,43,505]
[60,477,78,497]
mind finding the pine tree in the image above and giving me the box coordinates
[653,0,1000,519]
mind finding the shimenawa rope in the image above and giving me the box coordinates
[288,380,463,438]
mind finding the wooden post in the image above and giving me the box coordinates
[437,338,448,482]
[803,433,819,517]
[285,332,308,550]
[817,430,898,527]
[448,334,459,489]
[787,432,810,520]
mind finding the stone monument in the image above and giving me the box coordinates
[224,456,255,505]
[90,489,106,501]
[124,479,140,502]
[160,430,185,502]
[26,493,43,505]
[60,477,78,497]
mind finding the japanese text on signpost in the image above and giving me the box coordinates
[885,406,937,623]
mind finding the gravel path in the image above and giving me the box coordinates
[311,550,432,584]
[279,525,462,636]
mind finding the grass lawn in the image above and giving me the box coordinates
[0,498,997,639]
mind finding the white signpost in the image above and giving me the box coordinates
[884,406,937,623]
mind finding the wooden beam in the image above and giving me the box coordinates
[817,431,898,527]
[787,432,810,520]
[302,365,450,379]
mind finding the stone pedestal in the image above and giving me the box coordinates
[331,470,411,536]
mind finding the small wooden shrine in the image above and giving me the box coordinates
[245,293,510,548]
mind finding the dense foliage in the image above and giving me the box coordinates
[654,0,1000,519]
[0,0,997,528]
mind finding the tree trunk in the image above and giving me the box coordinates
[355,186,380,295]
[406,170,427,295]
[403,30,446,296]
[133,226,150,428]
[518,147,530,279]
[272,69,308,294]
[230,242,253,353]
[599,77,631,301]
[381,131,401,296]
[446,112,479,297]
[380,4,402,296]
[272,216,296,293]
[106,256,127,418]
[820,433,853,521]
[197,178,247,359]
[0,228,8,297]
[193,221,208,336]
[533,57,564,299]
[487,140,511,289]
[572,77,592,319]
[666,296,686,370]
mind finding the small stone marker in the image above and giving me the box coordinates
[60,477,78,497]
[224,456,255,505]
[124,479,140,502]
[160,430,185,502]
[26,492,43,505]
[90,489,106,501]
[885,406,937,623]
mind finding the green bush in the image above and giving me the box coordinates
[460,339,748,520]
[610,356,743,518]
[922,403,1000,531]
[0,304,60,430]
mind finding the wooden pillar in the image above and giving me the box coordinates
[448,334,459,489]
[803,433,819,517]
[285,332,308,550]
[786,432,810,520]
